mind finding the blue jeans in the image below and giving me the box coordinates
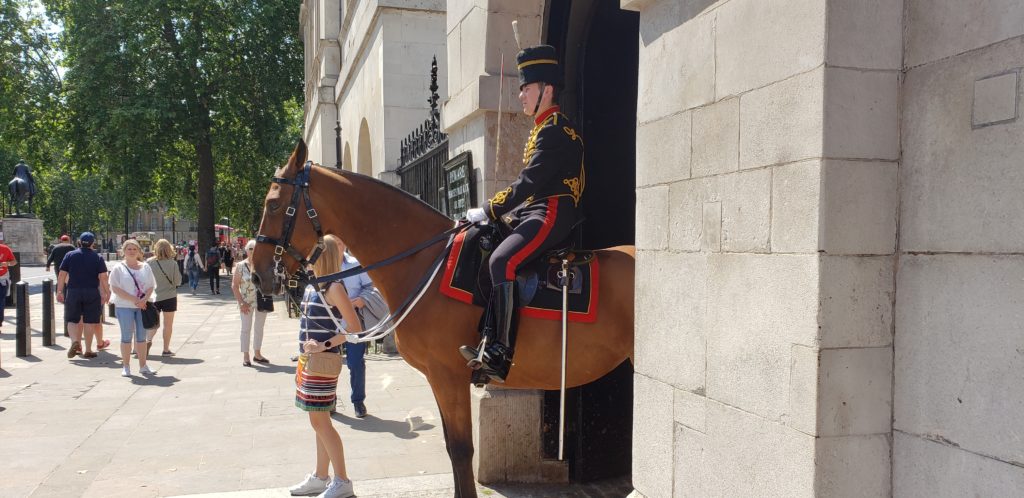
[187,269,200,290]
[115,307,146,344]
[345,341,366,403]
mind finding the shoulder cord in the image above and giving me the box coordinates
[297,232,455,344]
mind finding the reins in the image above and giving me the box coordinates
[256,161,472,344]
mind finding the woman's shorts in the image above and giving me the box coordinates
[294,361,339,412]
[153,297,178,313]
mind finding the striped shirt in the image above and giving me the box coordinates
[298,282,345,353]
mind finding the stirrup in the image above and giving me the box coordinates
[459,337,487,370]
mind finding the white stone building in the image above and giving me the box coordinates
[303,0,1024,495]
[300,0,447,181]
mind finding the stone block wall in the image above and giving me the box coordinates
[626,0,900,495]
[896,1,1024,494]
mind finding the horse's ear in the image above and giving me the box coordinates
[287,139,308,173]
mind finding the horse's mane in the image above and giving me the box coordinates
[312,164,453,226]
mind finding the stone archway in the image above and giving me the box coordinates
[343,142,353,172]
[357,119,373,176]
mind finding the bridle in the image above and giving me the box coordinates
[255,160,324,290]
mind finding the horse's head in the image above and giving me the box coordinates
[251,139,324,295]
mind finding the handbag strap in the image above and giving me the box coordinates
[123,263,143,296]
[154,260,173,285]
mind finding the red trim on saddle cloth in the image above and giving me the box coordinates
[438,225,601,324]
[521,255,599,323]
[506,197,559,281]
[439,230,474,304]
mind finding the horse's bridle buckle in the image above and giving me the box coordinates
[285,206,296,217]
[307,209,318,219]
[274,246,285,256]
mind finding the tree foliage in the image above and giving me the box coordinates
[39,0,302,250]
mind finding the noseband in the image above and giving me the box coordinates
[255,160,324,289]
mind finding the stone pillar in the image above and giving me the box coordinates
[624,0,899,496]
[895,2,1024,495]
[1,217,45,264]
[444,0,567,483]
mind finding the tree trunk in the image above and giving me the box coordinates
[195,110,215,254]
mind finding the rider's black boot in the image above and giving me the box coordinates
[459,281,518,382]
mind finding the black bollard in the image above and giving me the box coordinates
[42,279,55,346]
[15,281,29,357]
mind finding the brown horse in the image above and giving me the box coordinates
[251,140,634,498]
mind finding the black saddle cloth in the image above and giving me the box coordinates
[440,224,599,323]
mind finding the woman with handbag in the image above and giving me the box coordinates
[109,239,158,377]
[232,240,273,366]
[288,234,360,498]
[146,239,183,356]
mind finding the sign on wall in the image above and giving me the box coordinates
[443,152,474,220]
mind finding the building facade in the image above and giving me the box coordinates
[300,0,447,181]
[302,0,1024,495]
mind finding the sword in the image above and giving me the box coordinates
[558,258,569,460]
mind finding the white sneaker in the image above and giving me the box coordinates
[289,473,329,496]
[317,477,354,498]
[139,365,155,375]
[121,367,131,377]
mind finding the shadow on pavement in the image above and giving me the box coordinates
[331,412,436,440]
[153,356,203,365]
[250,362,295,374]
[0,369,10,378]
[130,374,181,387]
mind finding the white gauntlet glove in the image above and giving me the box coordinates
[466,208,488,223]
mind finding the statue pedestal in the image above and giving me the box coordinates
[1,217,45,264]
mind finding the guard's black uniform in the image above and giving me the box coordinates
[484,105,584,284]
[459,44,585,383]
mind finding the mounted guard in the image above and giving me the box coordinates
[459,45,585,383]
[8,159,37,216]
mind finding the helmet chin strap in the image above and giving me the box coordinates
[532,82,547,116]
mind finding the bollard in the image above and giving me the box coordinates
[42,279,55,346]
[15,281,29,357]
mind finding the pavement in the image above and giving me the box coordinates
[0,275,632,498]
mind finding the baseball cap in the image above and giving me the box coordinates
[60,234,70,241]
[79,232,96,243]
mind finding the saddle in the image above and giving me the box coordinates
[439,222,600,323]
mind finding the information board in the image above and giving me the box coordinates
[443,152,474,219]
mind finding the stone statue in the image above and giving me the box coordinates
[8,159,37,217]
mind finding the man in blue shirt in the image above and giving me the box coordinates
[57,232,111,358]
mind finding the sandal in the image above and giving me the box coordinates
[243,360,252,367]
[98,339,111,350]
[253,357,269,363]
[161,350,175,356]
[82,351,98,359]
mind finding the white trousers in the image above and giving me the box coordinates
[240,310,268,352]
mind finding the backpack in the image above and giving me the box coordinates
[206,249,220,268]
[185,251,198,270]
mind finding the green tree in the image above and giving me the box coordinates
[43,0,302,251]
[0,0,65,178]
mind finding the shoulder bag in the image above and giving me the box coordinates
[125,264,160,329]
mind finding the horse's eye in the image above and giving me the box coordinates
[268,201,280,211]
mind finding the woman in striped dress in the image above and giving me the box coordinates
[290,235,362,498]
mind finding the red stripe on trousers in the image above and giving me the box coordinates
[505,197,559,281]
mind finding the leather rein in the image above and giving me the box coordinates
[255,159,468,294]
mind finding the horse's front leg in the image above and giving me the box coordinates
[428,369,478,498]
